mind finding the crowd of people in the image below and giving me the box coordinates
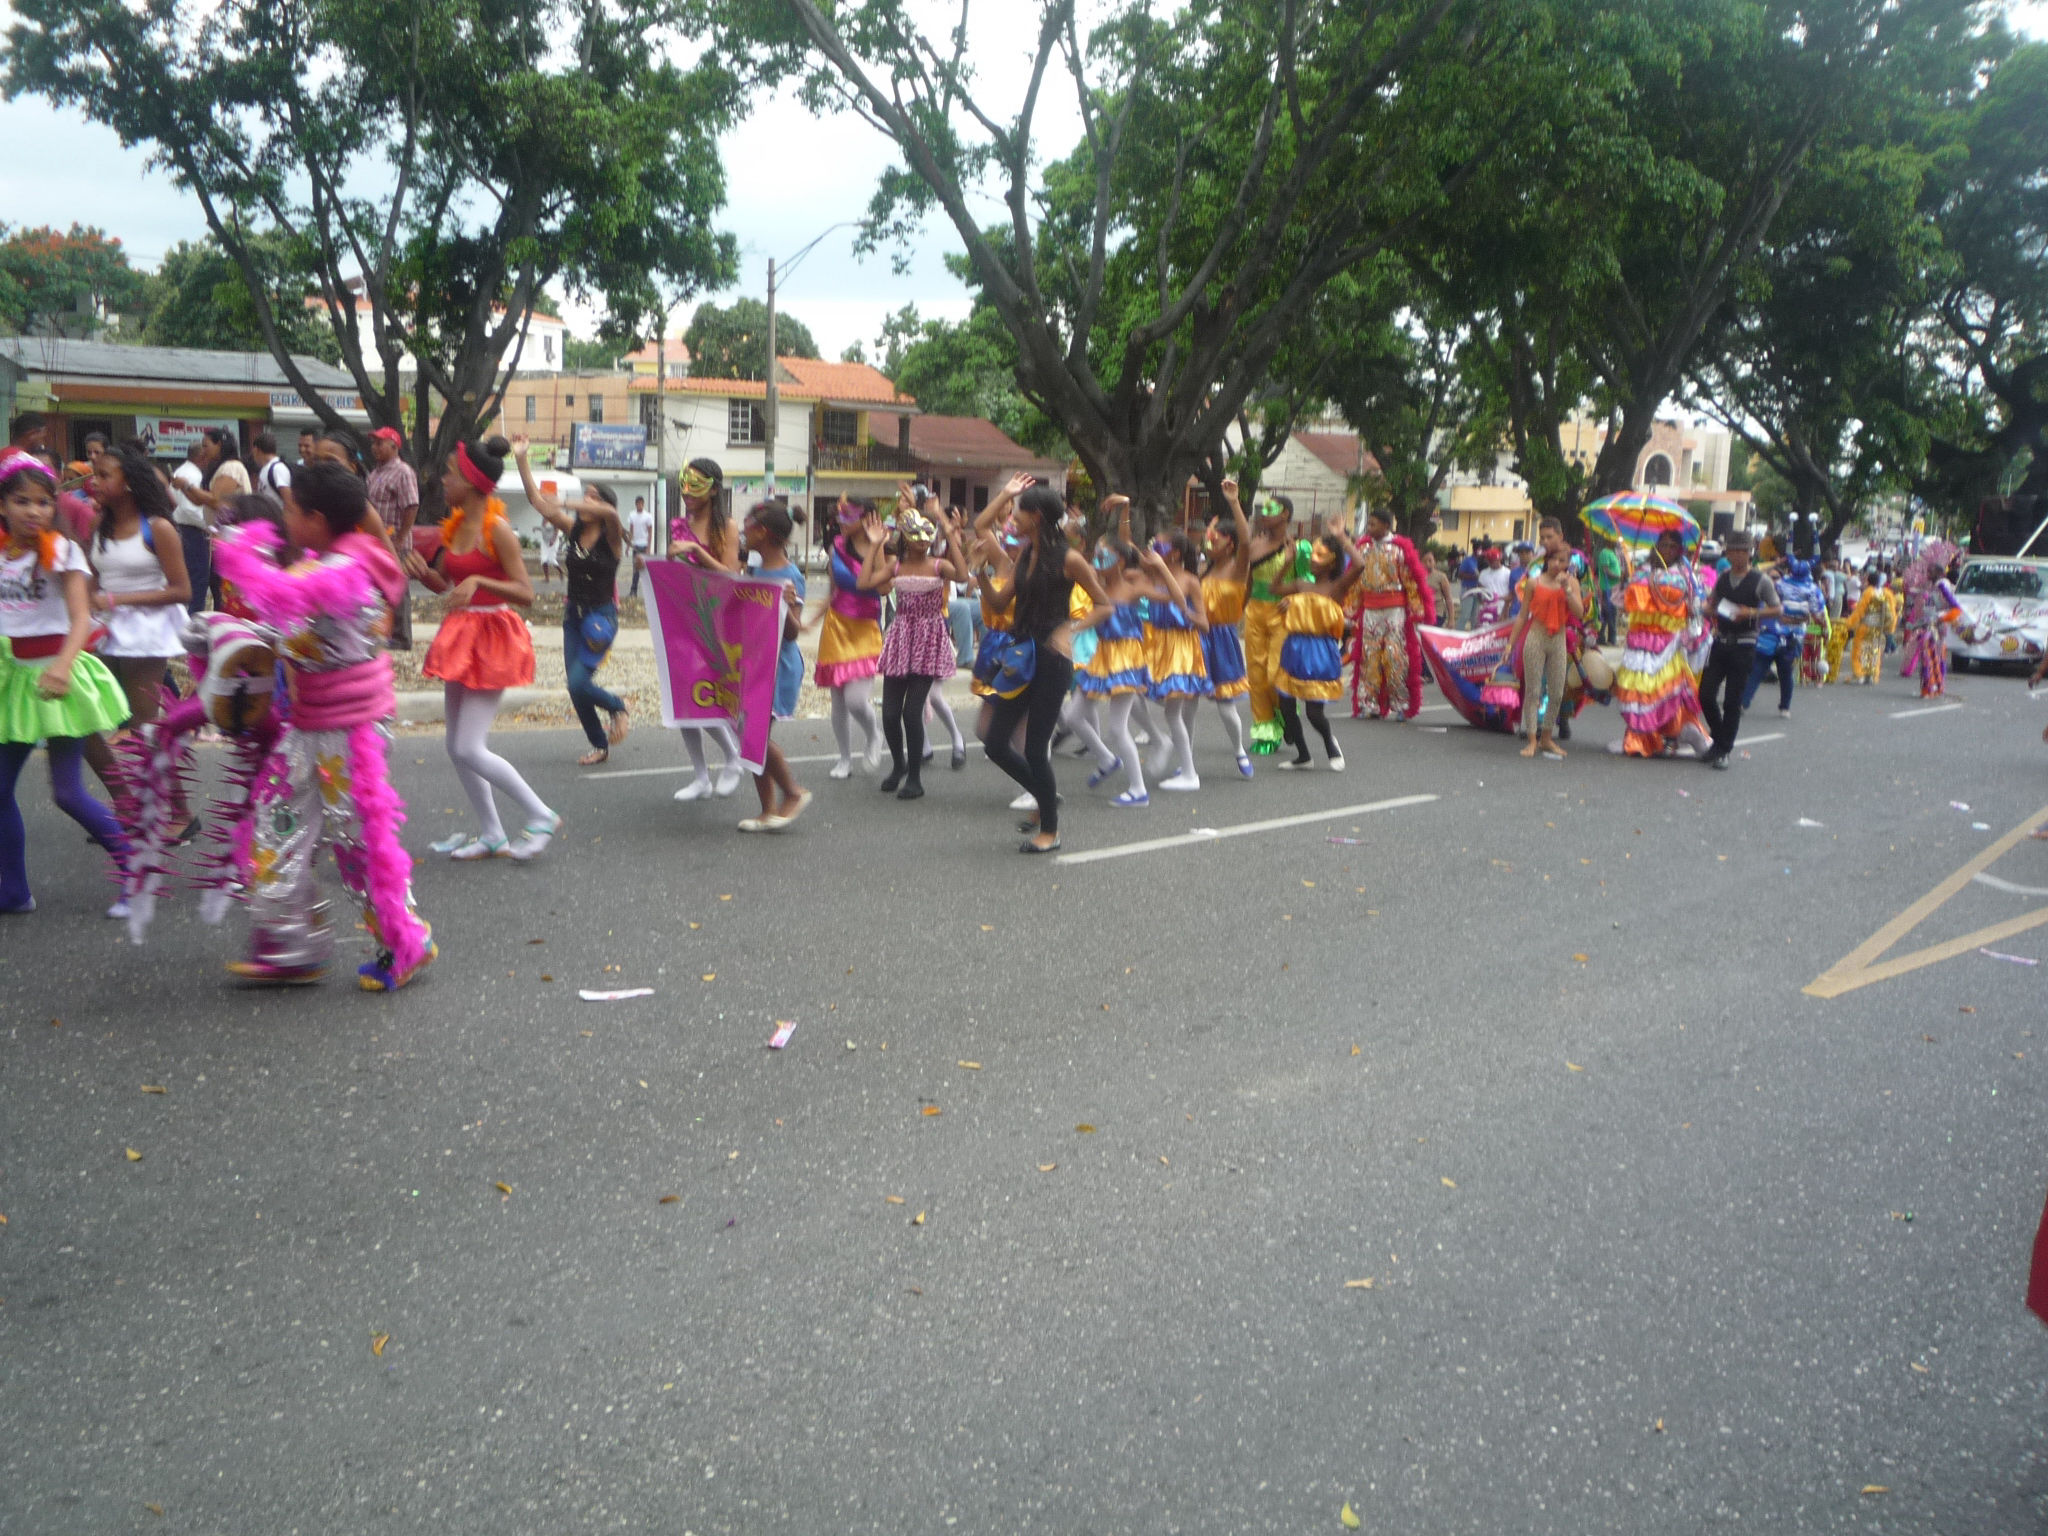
[0,406,2008,992]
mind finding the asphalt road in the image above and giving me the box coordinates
[3,666,2046,1534]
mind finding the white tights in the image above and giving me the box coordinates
[1062,693,1117,771]
[1159,696,1198,780]
[444,683,553,843]
[830,677,880,768]
[924,690,965,754]
[679,723,740,782]
[1211,696,1249,758]
[1106,692,1146,798]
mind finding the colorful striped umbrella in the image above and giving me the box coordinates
[1583,492,1701,553]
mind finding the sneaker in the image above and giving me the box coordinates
[829,760,854,781]
[105,897,132,920]
[1086,756,1123,789]
[1778,708,1792,718]
[1328,754,1347,772]
[1009,789,1037,811]
[1158,771,1201,792]
[673,776,714,802]
[714,762,744,798]
[358,929,438,992]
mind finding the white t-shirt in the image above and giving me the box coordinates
[0,536,89,638]
[627,509,655,552]
[256,458,291,499]
[171,460,207,527]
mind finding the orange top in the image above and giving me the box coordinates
[1522,577,1574,634]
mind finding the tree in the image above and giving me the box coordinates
[840,339,868,364]
[6,0,745,502]
[561,334,624,371]
[138,231,340,361]
[884,296,1058,454]
[784,0,1556,529]
[683,296,818,380]
[0,223,146,337]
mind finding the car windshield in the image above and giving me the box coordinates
[1958,565,2044,599]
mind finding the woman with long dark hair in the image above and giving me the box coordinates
[980,485,1114,853]
[667,457,746,800]
[512,436,629,765]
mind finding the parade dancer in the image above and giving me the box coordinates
[1144,530,1210,791]
[1745,557,1822,716]
[734,501,812,834]
[1614,529,1707,757]
[1272,531,1367,769]
[1346,507,1435,720]
[407,437,559,860]
[1075,497,1155,807]
[1201,480,1255,778]
[0,450,132,917]
[1899,542,1961,699]
[512,436,628,765]
[668,459,747,798]
[1842,579,1894,685]
[870,503,970,800]
[1242,495,1296,753]
[815,497,887,779]
[213,462,435,989]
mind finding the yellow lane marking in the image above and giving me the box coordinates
[1805,803,2048,998]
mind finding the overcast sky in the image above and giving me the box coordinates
[0,0,2041,363]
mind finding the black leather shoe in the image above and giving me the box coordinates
[1019,836,1061,854]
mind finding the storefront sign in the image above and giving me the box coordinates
[133,416,240,457]
[571,423,647,471]
[269,389,363,413]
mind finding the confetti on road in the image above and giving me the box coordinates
[767,1021,796,1050]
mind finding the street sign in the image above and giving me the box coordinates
[571,423,647,471]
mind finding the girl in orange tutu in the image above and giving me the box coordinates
[405,437,559,860]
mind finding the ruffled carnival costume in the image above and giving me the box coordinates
[208,525,432,989]
[1277,591,1347,701]
[816,534,884,689]
[1614,556,1707,757]
[1242,545,1296,751]
[970,585,1014,700]
[420,500,537,692]
[1145,597,1211,699]
[1842,585,1895,685]
[1899,545,1962,698]
[1078,601,1150,696]
[1200,571,1249,699]
[1345,532,1435,719]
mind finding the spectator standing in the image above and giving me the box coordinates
[1698,530,1781,769]
[626,496,655,599]
[1454,543,1482,628]
[8,412,49,458]
[1595,537,1624,645]
[365,427,420,649]
[1423,551,1454,635]
[249,430,291,507]
[296,427,319,464]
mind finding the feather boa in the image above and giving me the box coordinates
[214,523,375,629]
[344,721,427,975]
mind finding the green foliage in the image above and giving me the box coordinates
[138,232,340,361]
[4,0,750,486]
[881,298,1061,457]
[683,296,818,380]
[0,223,147,337]
[561,335,624,371]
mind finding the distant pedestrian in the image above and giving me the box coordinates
[1698,531,1780,769]
[364,427,419,649]
[626,495,655,598]
[249,430,292,507]
[538,520,562,584]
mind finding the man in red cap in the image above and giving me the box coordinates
[365,426,420,649]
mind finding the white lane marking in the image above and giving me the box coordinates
[584,753,841,781]
[1413,704,1457,714]
[1055,794,1438,866]
[1739,732,1786,746]
[1890,703,1964,719]
[1975,873,2048,898]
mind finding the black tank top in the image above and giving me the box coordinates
[565,516,620,607]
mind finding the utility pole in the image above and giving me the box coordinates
[653,305,670,557]
[764,257,778,501]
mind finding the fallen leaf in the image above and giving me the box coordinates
[1341,1502,1362,1529]
[494,1182,512,1194]
[0,1213,7,1224]
[922,1105,942,1117]
[979,924,994,932]
[701,973,715,982]
[1343,1278,1375,1290]
[906,1286,923,1295]
[125,1148,142,1162]
[1567,1062,1584,1072]
[1159,1156,1170,1166]
[145,1504,165,1518]
[689,922,700,930]
[371,1333,389,1357]
[719,894,732,901]
[1861,1486,1889,1496]
[140,1084,167,1094]
[48,1017,59,1027]
[1571,953,1589,963]
[1351,1044,1361,1056]
[957,1061,982,1070]
[638,1080,649,1088]
[1653,1418,1664,1433]
[527,938,545,945]
[911,1210,926,1226]
[1302,880,1315,888]
[1910,1362,1929,1374]
[728,1151,739,1160]
[659,1195,679,1205]
[1440,1177,1456,1189]
[1076,1123,1097,1134]
[1959,1005,1975,1013]
[540,974,554,982]
[1038,1164,1057,1173]
[579,1029,593,1037]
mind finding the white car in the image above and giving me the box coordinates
[1948,557,2048,670]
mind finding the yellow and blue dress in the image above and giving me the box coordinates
[1146,597,1210,699]
[1080,602,1149,696]
[1276,591,1345,702]
[1201,573,1248,700]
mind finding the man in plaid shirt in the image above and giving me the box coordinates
[366,426,420,649]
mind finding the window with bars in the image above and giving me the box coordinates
[820,409,858,447]
[727,400,764,445]
[524,396,537,421]
[588,396,604,424]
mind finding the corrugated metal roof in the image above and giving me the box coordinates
[0,337,358,389]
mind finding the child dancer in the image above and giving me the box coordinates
[734,500,812,834]
[405,437,559,860]
[1074,496,1155,808]
[0,450,132,916]
[814,497,886,779]
[1242,495,1297,753]
[1201,480,1255,778]
[212,461,434,989]
[868,503,970,799]
[1144,530,1211,791]
[1272,531,1367,769]
[668,458,746,798]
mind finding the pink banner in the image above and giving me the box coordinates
[643,561,785,773]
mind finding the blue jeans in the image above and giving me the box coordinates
[948,595,978,667]
[1743,643,1796,712]
[564,601,626,750]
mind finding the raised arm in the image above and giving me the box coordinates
[510,436,575,535]
[977,472,1034,542]
[1222,479,1252,581]
[855,512,895,593]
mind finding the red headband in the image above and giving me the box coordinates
[454,442,495,495]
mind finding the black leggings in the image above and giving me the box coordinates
[984,650,1074,834]
[1276,695,1340,762]
[881,674,935,780]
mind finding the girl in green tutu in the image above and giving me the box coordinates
[0,449,132,914]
